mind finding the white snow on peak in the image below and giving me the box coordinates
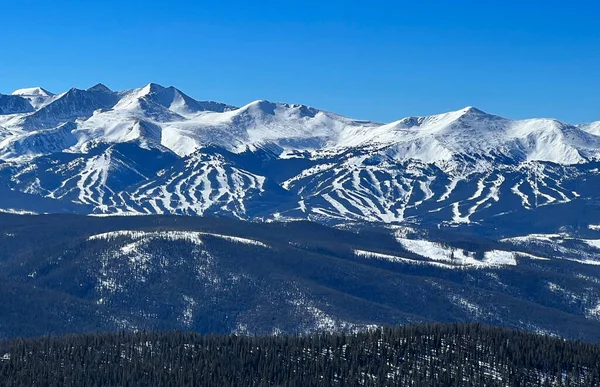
[11,87,54,97]
[580,121,600,136]
[157,99,380,156]
[113,83,212,119]
[10,87,56,110]
[333,107,600,165]
[3,83,600,168]
[120,83,165,101]
[113,85,154,109]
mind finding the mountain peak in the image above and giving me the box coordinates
[12,87,54,97]
[142,83,166,94]
[240,100,320,117]
[460,106,487,115]
[241,100,278,115]
[87,83,113,93]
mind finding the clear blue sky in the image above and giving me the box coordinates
[2,0,599,123]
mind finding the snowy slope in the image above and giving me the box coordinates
[1,82,600,228]
[332,107,600,165]
[11,87,56,110]
[580,121,600,136]
[3,82,599,165]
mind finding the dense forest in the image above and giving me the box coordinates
[1,323,599,386]
[2,214,600,342]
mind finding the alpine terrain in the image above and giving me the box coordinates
[2,83,600,342]
[1,82,600,229]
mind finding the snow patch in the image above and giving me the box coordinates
[88,230,268,248]
[395,235,516,268]
[483,250,517,266]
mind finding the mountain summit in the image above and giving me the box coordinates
[11,87,54,97]
[86,83,113,93]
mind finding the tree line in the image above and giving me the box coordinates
[1,323,599,386]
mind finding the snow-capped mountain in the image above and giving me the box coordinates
[1,82,600,234]
[11,87,55,110]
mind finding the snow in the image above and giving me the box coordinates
[88,230,268,248]
[123,155,266,217]
[501,233,565,243]
[198,232,269,248]
[483,250,517,266]
[88,230,205,245]
[11,87,53,97]
[579,121,600,136]
[586,303,600,320]
[448,294,482,318]
[180,295,197,327]
[0,208,38,215]
[516,252,550,261]
[461,174,504,222]
[451,202,470,224]
[566,258,600,266]
[502,233,600,265]
[413,178,434,207]
[88,230,266,303]
[582,239,600,249]
[354,249,456,269]
[5,82,600,166]
[511,181,531,208]
[11,87,56,110]
[2,81,600,223]
[332,107,600,165]
[395,236,516,268]
[508,119,591,164]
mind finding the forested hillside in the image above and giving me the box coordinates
[1,324,599,386]
[2,214,600,341]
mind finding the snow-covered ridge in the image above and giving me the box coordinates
[88,230,269,248]
[88,230,205,245]
[501,233,600,266]
[10,87,56,110]
[355,245,522,269]
[394,237,517,267]
[354,249,458,269]
[197,232,269,248]
[2,82,600,165]
[2,82,600,225]
[12,87,54,97]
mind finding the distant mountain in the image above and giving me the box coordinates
[11,87,55,110]
[2,82,600,234]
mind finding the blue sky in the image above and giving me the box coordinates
[1,0,599,123]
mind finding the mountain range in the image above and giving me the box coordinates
[3,84,600,340]
[2,83,600,233]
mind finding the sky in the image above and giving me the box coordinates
[1,0,599,123]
